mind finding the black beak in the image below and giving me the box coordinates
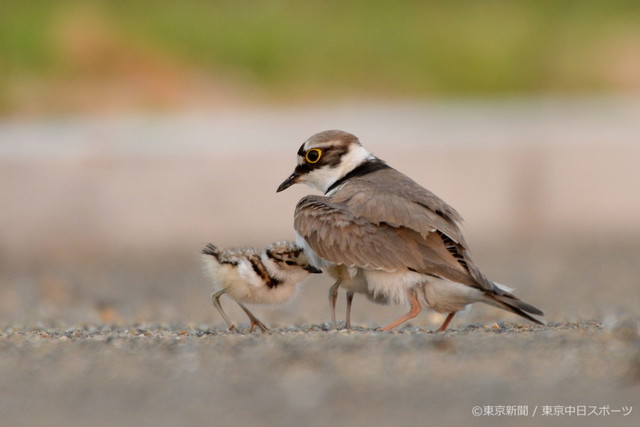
[305,265,323,274]
[277,170,300,192]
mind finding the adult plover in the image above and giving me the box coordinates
[277,130,543,331]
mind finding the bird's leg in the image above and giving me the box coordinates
[237,302,269,332]
[437,312,456,332]
[379,289,422,331]
[211,290,236,331]
[345,291,354,330]
[328,280,342,329]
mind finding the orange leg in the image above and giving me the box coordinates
[437,312,456,332]
[237,302,268,332]
[379,289,422,331]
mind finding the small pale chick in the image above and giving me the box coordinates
[202,241,322,332]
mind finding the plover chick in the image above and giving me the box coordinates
[277,130,543,331]
[202,241,321,332]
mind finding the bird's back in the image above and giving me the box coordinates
[331,165,467,246]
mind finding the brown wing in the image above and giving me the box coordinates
[330,167,501,291]
[294,195,478,286]
[331,167,468,246]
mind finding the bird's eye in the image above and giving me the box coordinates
[305,148,322,164]
[285,260,297,266]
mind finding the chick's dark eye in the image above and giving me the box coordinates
[285,260,297,266]
[305,148,322,164]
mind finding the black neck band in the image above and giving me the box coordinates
[325,158,390,194]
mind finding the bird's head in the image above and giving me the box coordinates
[276,130,373,194]
[263,241,322,282]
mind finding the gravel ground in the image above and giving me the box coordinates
[1,320,638,427]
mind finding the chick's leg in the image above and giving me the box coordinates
[237,302,269,332]
[211,290,236,331]
[345,291,354,330]
[328,280,342,329]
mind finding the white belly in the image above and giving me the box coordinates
[232,281,299,305]
[419,278,485,313]
[364,269,425,306]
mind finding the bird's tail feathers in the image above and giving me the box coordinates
[486,292,545,326]
[202,243,221,257]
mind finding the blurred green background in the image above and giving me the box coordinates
[1,0,639,115]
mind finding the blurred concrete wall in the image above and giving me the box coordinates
[1,99,639,256]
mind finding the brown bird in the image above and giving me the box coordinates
[277,130,543,331]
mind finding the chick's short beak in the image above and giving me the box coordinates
[305,265,323,274]
[277,170,300,192]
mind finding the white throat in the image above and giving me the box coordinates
[301,144,373,194]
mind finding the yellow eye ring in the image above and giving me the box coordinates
[305,148,322,164]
